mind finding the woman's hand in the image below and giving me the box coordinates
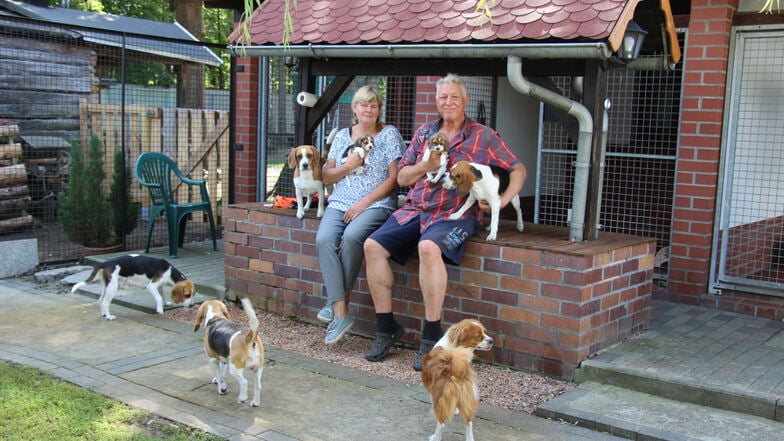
[344,200,369,223]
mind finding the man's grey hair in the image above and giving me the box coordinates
[436,73,468,98]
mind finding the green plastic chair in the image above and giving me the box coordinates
[134,152,217,258]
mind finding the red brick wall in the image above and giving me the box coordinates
[233,57,260,203]
[668,1,737,298]
[223,204,655,379]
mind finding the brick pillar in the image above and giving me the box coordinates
[233,57,260,203]
[668,0,738,300]
[414,76,440,128]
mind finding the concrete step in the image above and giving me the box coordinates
[536,382,784,441]
[575,357,784,421]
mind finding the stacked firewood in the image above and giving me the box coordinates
[0,121,33,232]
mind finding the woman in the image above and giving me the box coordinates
[315,85,405,345]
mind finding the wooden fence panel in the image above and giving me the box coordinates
[79,100,229,226]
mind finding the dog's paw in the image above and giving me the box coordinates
[296,210,304,219]
[104,314,116,321]
[448,213,459,220]
[485,233,497,241]
[250,400,260,407]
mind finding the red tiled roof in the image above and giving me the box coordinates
[230,0,638,51]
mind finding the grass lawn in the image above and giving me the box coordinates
[0,361,224,441]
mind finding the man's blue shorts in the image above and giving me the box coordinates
[368,214,481,266]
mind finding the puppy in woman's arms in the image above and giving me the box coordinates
[70,254,196,320]
[421,319,494,441]
[288,145,325,219]
[344,134,375,175]
[442,161,524,241]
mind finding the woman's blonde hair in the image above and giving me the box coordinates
[351,85,385,131]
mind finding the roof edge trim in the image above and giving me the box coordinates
[229,43,613,60]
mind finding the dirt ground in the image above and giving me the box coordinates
[1,217,221,265]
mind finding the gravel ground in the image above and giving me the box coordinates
[166,301,575,415]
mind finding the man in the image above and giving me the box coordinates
[363,73,526,371]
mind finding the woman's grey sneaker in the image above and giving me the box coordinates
[325,316,354,345]
[317,304,333,323]
[412,339,437,372]
[364,326,404,361]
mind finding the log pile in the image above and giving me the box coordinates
[0,122,33,232]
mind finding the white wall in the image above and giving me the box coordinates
[495,77,540,196]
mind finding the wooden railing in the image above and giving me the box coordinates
[79,99,230,222]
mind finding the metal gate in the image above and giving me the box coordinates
[712,26,784,296]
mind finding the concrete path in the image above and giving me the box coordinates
[0,278,622,441]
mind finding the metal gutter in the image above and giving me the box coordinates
[506,55,592,242]
[229,42,613,60]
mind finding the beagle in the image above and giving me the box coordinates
[70,254,196,320]
[288,145,325,219]
[442,161,524,241]
[194,298,265,407]
[422,132,450,183]
[343,134,375,175]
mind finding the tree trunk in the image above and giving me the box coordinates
[171,0,205,109]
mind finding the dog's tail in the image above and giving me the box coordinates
[70,267,102,294]
[240,297,259,340]
[423,346,478,423]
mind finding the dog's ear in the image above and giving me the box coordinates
[193,304,205,331]
[170,280,195,304]
[287,148,298,168]
[451,162,474,195]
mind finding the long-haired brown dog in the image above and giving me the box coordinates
[420,319,494,441]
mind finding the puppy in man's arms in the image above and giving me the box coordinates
[442,160,524,241]
[194,298,265,407]
[70,254,196,320]
[421,319,494,441]
[288,145,325,219]
[422,132,450,183]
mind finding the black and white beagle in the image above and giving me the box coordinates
[442,161,524,241]
[422,132,450,184]
[194,298,265,407]
[70,254,196,320]
[288,145,325,219]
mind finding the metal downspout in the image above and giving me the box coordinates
[506,55,593,242]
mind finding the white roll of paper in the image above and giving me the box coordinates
[296,92,318,107]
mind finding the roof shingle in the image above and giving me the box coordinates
[231,0,631,46]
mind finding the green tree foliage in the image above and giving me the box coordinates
[58,136,114,247]
[109,149,140,240]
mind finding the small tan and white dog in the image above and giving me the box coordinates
[193,298,265,407]
[344,134,375,175]
[70,254,196,320]
[422,132,450,183]
[421,319,494,441]
[288,145,325,219]
[442,161,524,241]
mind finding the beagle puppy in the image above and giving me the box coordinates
[442,161,524,241]
[70,254,196,320]
[343,134,374,175]
[288,145,325,219]
[422,132,450,183]
[194,298,265,407]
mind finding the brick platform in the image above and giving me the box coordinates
[224,203,655,379]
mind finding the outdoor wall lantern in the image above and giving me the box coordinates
[283,56,299,71]
[619,21,647,61]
